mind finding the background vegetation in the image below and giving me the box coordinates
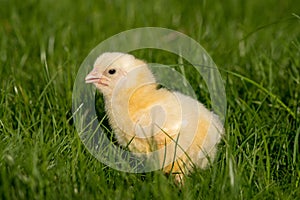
[0,0,299,199]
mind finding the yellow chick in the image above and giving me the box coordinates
[85,52,224,184]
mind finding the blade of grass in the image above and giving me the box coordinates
[225,70,296,119]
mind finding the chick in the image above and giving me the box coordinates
[85,52,224,184]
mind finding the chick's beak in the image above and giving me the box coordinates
[85,68,110,87]
[85,69,101,84]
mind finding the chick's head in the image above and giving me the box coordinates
[85,52,155,98]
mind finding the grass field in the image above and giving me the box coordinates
[1,0,300,199]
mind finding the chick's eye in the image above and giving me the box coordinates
[108,69,116,75]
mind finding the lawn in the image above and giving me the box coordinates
[0,0,300,199]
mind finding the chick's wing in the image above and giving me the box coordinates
[128,85,182,141]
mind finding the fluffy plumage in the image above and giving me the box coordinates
[85,52,224,184]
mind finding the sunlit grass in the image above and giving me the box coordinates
[0,0,299,199]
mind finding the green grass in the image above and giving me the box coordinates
[1,0,300,199]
